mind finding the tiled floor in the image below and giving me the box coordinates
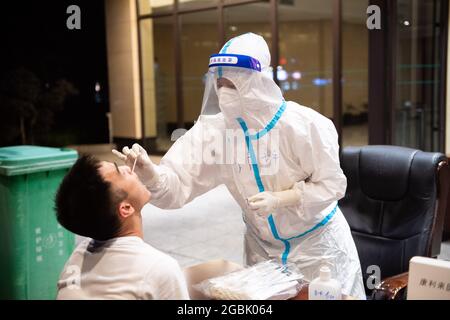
[141,185,245,268]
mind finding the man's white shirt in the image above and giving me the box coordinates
[57,236,190,300]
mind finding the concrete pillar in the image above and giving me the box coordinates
[105,0,147,143]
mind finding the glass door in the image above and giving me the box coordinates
[392,0,447,152]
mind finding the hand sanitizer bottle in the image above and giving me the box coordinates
[308,265,342,300]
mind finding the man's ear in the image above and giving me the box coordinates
[118,201,135,219]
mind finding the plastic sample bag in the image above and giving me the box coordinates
[194,260,305,300]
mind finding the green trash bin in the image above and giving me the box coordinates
[0,145,78,299]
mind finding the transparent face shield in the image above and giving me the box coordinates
[200,69,220,116]
[200,53,262,116]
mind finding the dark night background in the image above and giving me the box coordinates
[0,0,110,147]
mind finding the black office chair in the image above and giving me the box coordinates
[339,145,449,299]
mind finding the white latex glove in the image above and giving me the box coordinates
[112,143,160,187]
[248,189,301,216]
[248,192,280,216]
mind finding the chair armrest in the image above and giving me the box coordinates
[371,272,409,300]
[429,160,450,255]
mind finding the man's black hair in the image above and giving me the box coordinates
[55,155,126,240]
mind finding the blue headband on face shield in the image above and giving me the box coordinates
[209,54,262,72]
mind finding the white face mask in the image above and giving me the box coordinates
[218,87,241,119]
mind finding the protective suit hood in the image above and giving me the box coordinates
[201,33,284,130]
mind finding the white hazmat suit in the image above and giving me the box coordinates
[115,33,366,299]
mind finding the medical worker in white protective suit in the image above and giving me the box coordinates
[113,33,366,299]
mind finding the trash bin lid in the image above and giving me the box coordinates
[0,145,78,176]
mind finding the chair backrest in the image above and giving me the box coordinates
[339,145,448,284]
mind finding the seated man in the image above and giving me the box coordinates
[55,155,189,300]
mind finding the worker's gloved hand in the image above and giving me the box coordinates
[248,188,301,216]
[112,143,160,187]
[248,191,280,216]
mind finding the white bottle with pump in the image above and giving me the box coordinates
[308,265,342,300]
